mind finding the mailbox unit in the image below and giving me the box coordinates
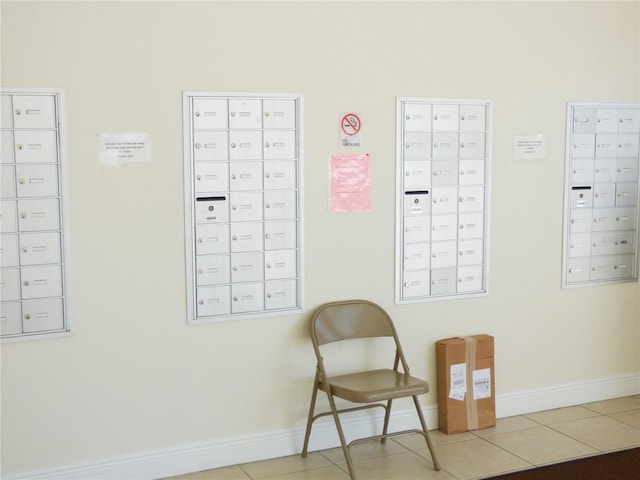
[183,92,303,323]
[396,98,492,303]
[1,88,71,340]
[563,103,640,287]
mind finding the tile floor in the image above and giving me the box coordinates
[166,395,640,480]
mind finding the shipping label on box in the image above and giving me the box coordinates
[436,334,496,434]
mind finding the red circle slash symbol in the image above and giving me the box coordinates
[341,114,361,136]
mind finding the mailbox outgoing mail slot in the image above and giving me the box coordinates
[195,196,229,223]
[404,190,431,216]
[570,187,593,208]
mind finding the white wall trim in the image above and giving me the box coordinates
[8,373,639,480]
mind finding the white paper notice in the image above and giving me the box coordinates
[99,132,152,166]
[472,368,492,400]
[449,363,466,401]
[514,134,546,160]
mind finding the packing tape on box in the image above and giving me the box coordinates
[462,336,479,430]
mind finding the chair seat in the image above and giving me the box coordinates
[322,369,429,403]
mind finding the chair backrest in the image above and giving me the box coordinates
[311,300,397,346]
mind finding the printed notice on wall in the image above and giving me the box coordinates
[472,368,492,399]
[99,132,152,166]
[514,134,546,160]
[330,152,371,212]
[449,363,467,401]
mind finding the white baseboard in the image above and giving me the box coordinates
[9,373,639,480]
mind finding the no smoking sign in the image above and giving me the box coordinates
[340,112,362,147]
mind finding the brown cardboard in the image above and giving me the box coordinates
[436,334,496,434]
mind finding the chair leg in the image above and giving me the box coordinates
[302,372,321,457]
[381,399,393,444]
[412,396,441,471]
[326,391,358,480]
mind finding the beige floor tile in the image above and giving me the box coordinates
[319,438,409,464]
[391,430,476,451]
[261,465,350,480]
[583,396,640,414]
[239,452,332,480]
[166,465,251,480]
[346,451,455,480]
[425,438,531,480]
[472,415,539,437]
[524,405,600,426]
[609,409,640,429]
[551,415,640,452]
[483,425,598,466]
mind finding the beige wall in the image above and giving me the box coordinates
[1,1,639,477]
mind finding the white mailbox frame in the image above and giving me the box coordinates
[183,92,303,324]
[1,87,72,342]
[562,102,640,288]
[395,97,492,304]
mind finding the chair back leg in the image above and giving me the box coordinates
[412,396,441,470]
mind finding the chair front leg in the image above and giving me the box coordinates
[381,399,393,444]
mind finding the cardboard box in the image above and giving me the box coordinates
[436,334,496,434]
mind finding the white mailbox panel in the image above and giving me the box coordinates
[197,286,231,316]
[265,279,297,310]
[432,104,459,131]
[1,200,18,232]
[229,162,263,191]
[403,243,430,271]
[21,297,63,333]
[403,132,432,160]
[14,131,58,164]
[17,198,60,232]
[430,268,456,295]
[194,162,229,193]
[231,282,264,313]
[403,215,430,244]
[15,164,59,198]
[403,161,431,188]
[12,95,56,129]
[459,105,486,131]
[229,99,262,129]
[458,160,484,186]
[402,270,430,298]
[196,255,230,286]
[1,268,21,301]
[0,302,21,336]
[195,224,230,255]
[432,132,458,159]
[431,160,458,186]
[397,98,491,302]
[193,131,228,162]
[264,220,297,250]
[457,265,483,293]
[431,214,458,241]
[184,92,302,322]
[1,131,13,163]
[2,87,70,341]
[594,158,615,183]
[403,103,431,131]
[264,249,297,280]
[264,161,296,190]
[229,130,262,160]
[263,130,296,160]
[563,103,640,288]
[430,241,457,268]
[230,222,263,252]
[1,233,19,267]
[192,98,228,130]
[1,166,16,198]
[18,232,61,266]
[263,99,296,129]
